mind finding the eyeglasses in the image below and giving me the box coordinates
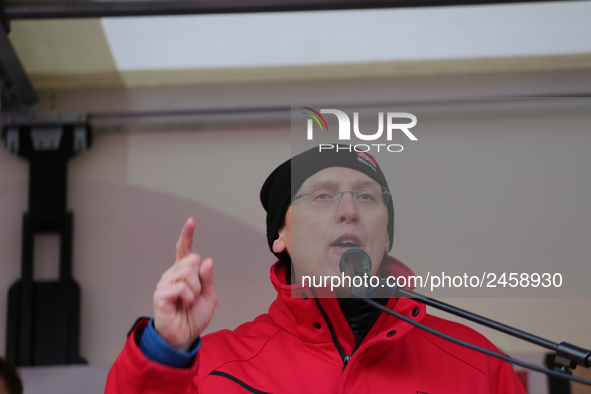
[290,185,390,213]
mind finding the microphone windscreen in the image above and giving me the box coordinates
[339,248,372,276]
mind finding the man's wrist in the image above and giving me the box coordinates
[139,317,201,368]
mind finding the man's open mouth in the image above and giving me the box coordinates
[331,235,362,248]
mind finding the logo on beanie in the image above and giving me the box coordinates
[302,108,417,153]
[356,151,378,171]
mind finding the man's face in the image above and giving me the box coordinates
[273,166,390,288]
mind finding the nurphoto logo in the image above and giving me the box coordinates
[302,107,418,153]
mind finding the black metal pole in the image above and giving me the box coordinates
[387,285,591,370]
[2,0,576,20]
[394,286,559,351]
[363,297,591,387]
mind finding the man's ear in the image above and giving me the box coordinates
[273,207,291,255]
[272,236,287,253]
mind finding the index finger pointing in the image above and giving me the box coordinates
[175,217,195,262]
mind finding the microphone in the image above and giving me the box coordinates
[339,248,400,298]
[339,248,372,277]
[339,248,385,298]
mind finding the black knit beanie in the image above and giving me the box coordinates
[260,145,394,266]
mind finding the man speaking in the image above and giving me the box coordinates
[106,147,526,393]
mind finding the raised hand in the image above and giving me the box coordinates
[153,217,218,351]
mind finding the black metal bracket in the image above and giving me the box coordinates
[3,114,90,366]
[545,353,572,394]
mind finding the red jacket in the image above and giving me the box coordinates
[106,257,526,394]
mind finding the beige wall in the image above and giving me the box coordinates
[1,99,590,377]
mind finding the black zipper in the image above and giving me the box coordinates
[210,371,272,394]
[313,297,350,368]
[313,297,386,369]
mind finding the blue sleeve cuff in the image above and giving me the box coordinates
[139,318,201,368]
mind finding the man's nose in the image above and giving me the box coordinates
[335,192,360,224]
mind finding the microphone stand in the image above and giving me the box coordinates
[396,286,589,371]
[339,248,591,385]
[361,282,591,386]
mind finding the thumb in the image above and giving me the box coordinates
[199,257,217,301]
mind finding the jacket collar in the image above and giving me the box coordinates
[268,256,425,357]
